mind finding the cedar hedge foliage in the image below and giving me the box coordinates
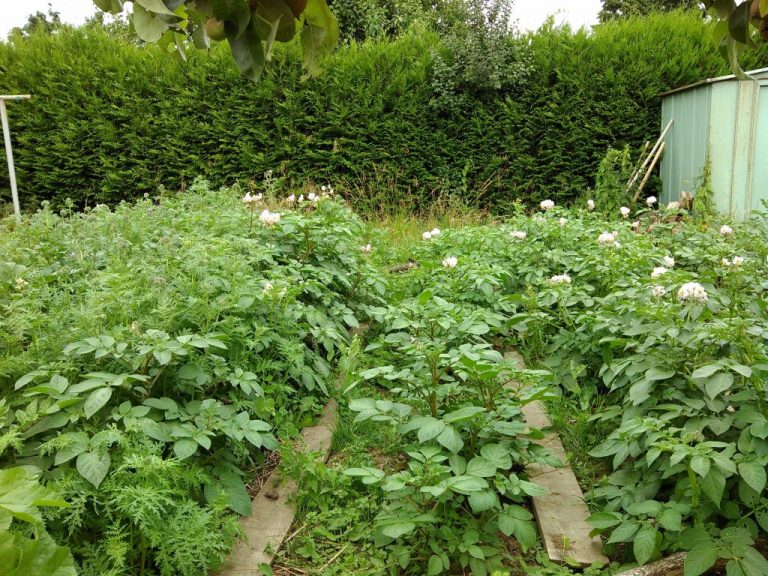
[0,11,765,211]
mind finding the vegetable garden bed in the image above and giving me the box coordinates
[2,186,768,576]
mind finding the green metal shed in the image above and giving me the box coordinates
[660,67,768,220]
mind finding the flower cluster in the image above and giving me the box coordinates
[540,199,555,211]
[678,282,708,303]
[587,199,595,211]
[651,285,666,298]
[597,231,619,246]
[558,217,567,227]
[360,244,372,254]
[423,228,442,240]
[287,186,335,205]
[722,256,744,267]
[259,209,281,226]
[631,221,640,232]
[510,230,527,240]
[620,206,630,218]
[442,256,457,269]
[663,256,675,268]
[646,196,657,207]
[15,277,28,290]
[549,273,571,285]
[720,225,733,236]
[651,266,668,279]
[242,192,263,205]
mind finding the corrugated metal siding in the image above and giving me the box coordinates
[729,81,760,219]
[662,75,766,220]
[660,87,711,205]
[751,84,768,215]
[709,82,738,214]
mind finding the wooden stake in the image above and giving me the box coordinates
[633,141,666,202]
[613,552,686,576]
[627,141,650,186]
[0,95,31,224]
[627,119,673,192]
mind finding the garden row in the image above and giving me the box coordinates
[275,201,768,575]
[0,181,385,575]
[4,188,768,576]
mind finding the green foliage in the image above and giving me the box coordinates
[0,467,76,576]
[429,0,531,114]
[693,157,716,224]
[591,146,634,216]
[599,0,701,21]
[2,12,766,212]
[701,0,768,76]
[91,0,339,82]
[0,181,385,573]
[280,202,768,573]
[8,6,64,38]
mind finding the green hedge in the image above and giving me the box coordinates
[0,12,765,210]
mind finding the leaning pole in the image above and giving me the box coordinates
[0,94,31,224]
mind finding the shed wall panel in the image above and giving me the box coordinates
[729,81,760,219]
[709,82,738,214]
[751,85,768,215]
[660,87,710,205]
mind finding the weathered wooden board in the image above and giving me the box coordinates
[216,400,337,575]
[504,351,608,567]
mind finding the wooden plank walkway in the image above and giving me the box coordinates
[216,400,337,575]
[504,351,608,566]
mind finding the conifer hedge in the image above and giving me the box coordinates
[0,12,765,210]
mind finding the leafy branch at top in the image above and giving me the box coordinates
[702,0,768,75]
[92,0,339,81]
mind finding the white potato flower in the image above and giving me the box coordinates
[259,210,281,226]
[646,196,657,207]
[587,199,595,211]
[620,206,630,218]
[678,282,708,303]
[442,256,458,269]
[651,266,668,279]
[651,285,666,298]
[598,231,618,245]
[510,231,527,240]
[549,274,571,285]
[540,199,555,211]
[720,225,733,236]
[663,256,675,268]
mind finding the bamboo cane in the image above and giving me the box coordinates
[633,141,666,202]
[627,119,673,191]
[627,141,650,186]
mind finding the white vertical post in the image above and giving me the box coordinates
[0,95,31,224]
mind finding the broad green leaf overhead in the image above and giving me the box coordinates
[92,0,338,80]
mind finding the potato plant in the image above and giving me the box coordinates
[5,187,768,576]
[0,180,384,575]
[367,202,768,575]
